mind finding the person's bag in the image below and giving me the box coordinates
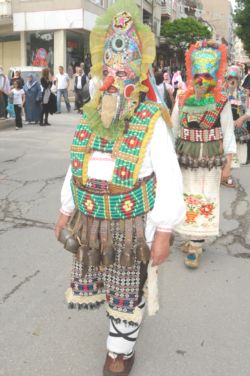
[51,83,57,94]
[36,91,43,103]
[48,92,57,114]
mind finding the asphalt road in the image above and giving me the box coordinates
[0,109,250,376]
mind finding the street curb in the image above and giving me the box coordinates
[0,119,15,130]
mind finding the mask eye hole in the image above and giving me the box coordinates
[112,35,126,52]
[116,71,127,78]
[103,70,109,77]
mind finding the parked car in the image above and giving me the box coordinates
[8,66,43,83]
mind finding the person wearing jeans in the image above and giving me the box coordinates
[55,66,71,113]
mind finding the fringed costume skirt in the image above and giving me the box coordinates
[65,221,148,326]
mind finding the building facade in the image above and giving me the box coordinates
[200,0,234,61]
[0,0,162,74]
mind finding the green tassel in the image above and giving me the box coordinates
[203,143,208,158]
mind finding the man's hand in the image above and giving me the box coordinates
[151,231,171,266]
[234,118,243,128]
[55,212,71,240]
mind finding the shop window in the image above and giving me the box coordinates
[26,32,54,72]
[66,30,88,77]
[89,0,104,6]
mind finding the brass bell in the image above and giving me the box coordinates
[199,158,207,168]
[120,247,134,267]
[64,236,80,254]
[58,228,79,254]
[136,242,150,264]
[180,154,188,167]
[207,158,214,170]
[58,227,71,244]
[214,155,222,167]
[85,248,101,267]
[193,159,199,169]
[76,243,89,263]
[187,155,193,169]
[102,245,115,267]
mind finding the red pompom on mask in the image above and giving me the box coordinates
[100,76,115,91]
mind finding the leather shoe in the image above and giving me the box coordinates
[103,352,135,376]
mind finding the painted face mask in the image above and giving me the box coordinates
[225,65,241,92]
[87,0,156,137]
[181,40,227,106]
[99,11,142,126]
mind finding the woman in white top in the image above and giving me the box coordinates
[11,80,25,130]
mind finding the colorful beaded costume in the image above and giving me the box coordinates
[63,0,169,323]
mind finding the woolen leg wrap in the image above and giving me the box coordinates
[106,299,145,355]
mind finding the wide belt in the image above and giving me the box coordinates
[181,127,223,142]
[71,173,156,220]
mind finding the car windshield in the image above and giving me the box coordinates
[8,70,42,83]
[21,71,42,82]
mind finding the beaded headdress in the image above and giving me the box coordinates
[181,40,227,104]
[89,0,155,98]
[225,65,241,80]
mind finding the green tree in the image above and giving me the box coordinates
[161,17,212,64]
[234,0,250,56]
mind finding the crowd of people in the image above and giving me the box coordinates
[0,61,93,130]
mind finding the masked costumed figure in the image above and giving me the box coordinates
[55,2,185,375]
[224,65,249,176]
[172,40,236,269]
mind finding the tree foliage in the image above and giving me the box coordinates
[234,0,250,56]
[161,17,212,53]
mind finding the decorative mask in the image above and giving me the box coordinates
[101,11,142,99]
[181,40,227,105]
[87,0,156,131]
[97,11,143,125]
[225,65,241,80]
[191,47,220,83]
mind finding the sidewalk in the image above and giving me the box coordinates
[0,118,15,130]
[0,101,75,131]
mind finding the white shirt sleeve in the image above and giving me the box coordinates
[147,117,186,232]
[221,101,237,154]
[171,99,180,141]
[60,166,75,216]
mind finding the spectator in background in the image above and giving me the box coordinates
[74,67,89,113]
[163,70,174,112]
[73,67,80,111]
[40,68,53,126]
[155,71,173,112]
[88,74,101,100]
[55,66,71,113]
[0,66,10,119]
[10,70,24,88]
[11,79,25,130]
[23,74,41,124]
[84,53,92,75]
[172,67,185,99]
